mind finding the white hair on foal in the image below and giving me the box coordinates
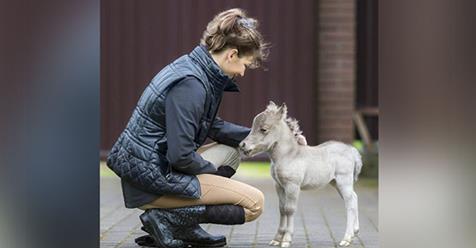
[240,101,363,247]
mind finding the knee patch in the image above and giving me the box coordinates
[244,208,262,222]
[245,189,265,222]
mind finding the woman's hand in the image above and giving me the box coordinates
[212,165,236,178]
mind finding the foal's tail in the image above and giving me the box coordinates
[351,147,363,181]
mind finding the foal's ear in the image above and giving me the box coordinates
[268,101,277,107]
[278,103,288,118]
[266,101,279,112]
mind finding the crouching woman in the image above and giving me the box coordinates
[106,8,268,248]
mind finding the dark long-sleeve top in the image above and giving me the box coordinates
[165,77,250,175]
[121,77,250,208]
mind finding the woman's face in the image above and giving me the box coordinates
[217,49,255,79]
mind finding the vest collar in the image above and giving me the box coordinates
[189,45,240,92]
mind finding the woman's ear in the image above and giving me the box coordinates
[227,48,239,61]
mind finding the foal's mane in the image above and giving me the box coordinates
[285,117,303,138]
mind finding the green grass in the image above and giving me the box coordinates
[356,178,378,188]
[99,161,272,179]
[101,161,377,187]
[352,140,364,152]
[100,161,118,178]
[235,162,271,178]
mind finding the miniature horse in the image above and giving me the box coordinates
[240,102,362,247]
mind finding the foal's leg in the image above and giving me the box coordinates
[353,191,360,234]
[330,179,343,199]
[270,184,287,246]
[331,179,359,234]
[332,178,359,234]
[280,183,300,248]
[335,174,358,247]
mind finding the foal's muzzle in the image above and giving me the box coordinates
[239,142,252,156]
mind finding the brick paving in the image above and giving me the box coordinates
[101,173,378,248]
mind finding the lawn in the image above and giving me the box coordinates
[100,160,377,187]
[99,161,270,178]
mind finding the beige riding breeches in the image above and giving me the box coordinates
[140,142,265,222]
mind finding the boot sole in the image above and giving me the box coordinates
[142,225,226,247]
[134,235,155,247]
[184,240,227,247]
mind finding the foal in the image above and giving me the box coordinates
[240,102,363,247]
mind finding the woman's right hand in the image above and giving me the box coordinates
[211,165,236,178]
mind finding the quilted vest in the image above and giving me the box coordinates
[106,45,239,199]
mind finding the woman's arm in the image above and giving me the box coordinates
[208,117,251,147]
[165,77,217,175]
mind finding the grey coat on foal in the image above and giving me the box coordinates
[240,102,363,247]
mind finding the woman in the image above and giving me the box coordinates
[106,8,269,248]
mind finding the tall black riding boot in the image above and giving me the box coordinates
[139,209,185,248]
[169,205,245,247]
[137,205,245,247]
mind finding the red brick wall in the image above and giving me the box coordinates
[317,0,356,143]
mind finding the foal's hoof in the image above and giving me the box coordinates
[280,241,291,247]
[269,240,280,246]
[339,240,351,247]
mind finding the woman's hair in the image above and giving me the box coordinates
[200,8,269,69]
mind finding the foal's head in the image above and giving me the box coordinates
[240,101,302,157]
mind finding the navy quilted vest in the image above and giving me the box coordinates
[106,45,239,199]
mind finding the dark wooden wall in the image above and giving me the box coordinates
[101,0,317,155]
[356,0,378,139]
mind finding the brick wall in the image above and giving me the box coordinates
[316,0,356,143]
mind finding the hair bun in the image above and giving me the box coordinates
[237,18,257,29]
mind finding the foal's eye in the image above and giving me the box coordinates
[260,128,267,134]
